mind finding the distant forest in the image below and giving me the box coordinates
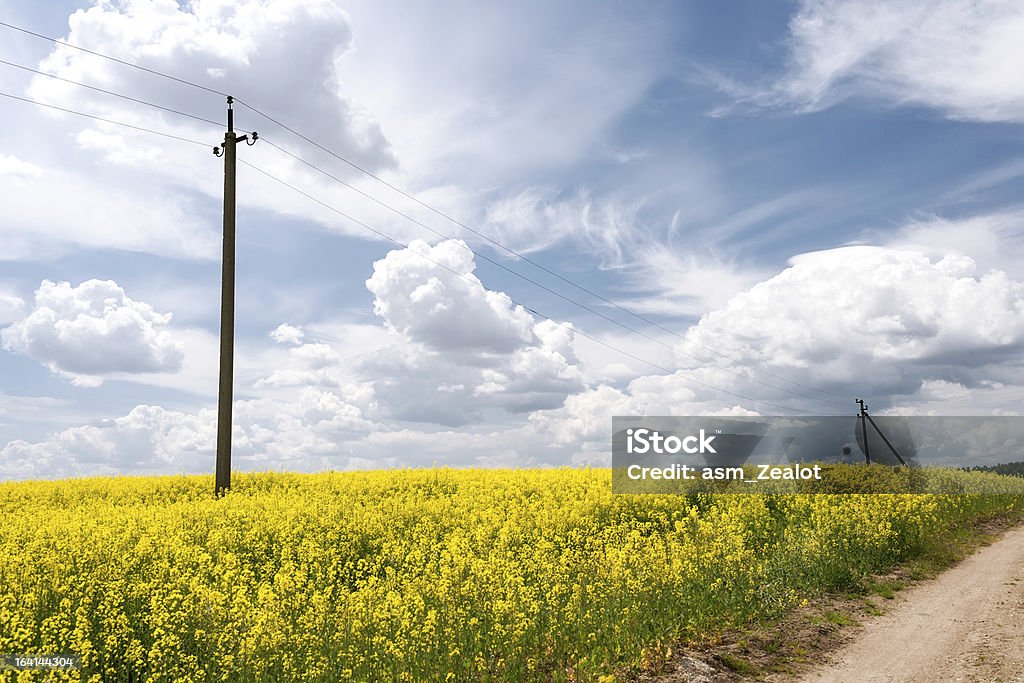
[966,461,1024,477]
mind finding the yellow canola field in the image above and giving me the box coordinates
[0,467,1022,682]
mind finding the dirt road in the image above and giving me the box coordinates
[798,525,1024,683]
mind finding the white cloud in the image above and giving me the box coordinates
[882,210,1024,276]
[255,342,346,389]
[528,384,632,448]
[681,246,1024,399]
[0,404,211,479]
[526,242,1024,453]
[527,377,761,457]
[480,187,767,319]
[756,0,1024,122]
[0,0,405,259]
[270,323,304,345]
[359,237,1022,435]
[29,0,395,173]
[2,1,679,264]
[483,187,642,265]
[0,153,43,179]
[0,157,216,261]
[0,390,422,480]
[612,246,767,318]
[0,383,608,479]
[7,238,1024,479]
[332,1,671,184]
[1,279,185,386]
[0,290,24,325]
[246,240,589,425]
[366,239,535,354]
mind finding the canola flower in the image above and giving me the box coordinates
[0,467,1021,682]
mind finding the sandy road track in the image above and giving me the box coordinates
[798,525,1024,683]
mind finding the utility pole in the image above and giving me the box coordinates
[856,398,871,464]
[855,398,909,467]
[213,96,256,496]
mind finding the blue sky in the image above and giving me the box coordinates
[1,0,1023,479]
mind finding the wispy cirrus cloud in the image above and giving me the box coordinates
[715,0,1024,123]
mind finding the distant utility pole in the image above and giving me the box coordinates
[213,96,257,496]
[856,398,909,467]
[856,398,871,464]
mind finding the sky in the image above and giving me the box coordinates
[1,0,1023,479]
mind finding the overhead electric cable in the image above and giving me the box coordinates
[0,21,228,96]
[239,158,840,417]
[0,19,849,402]
[0,58,225,129]
[260,136,850,409]
[242,107,849,402]
[0,90,210,147]
[0,18,850,407]
[3,86,839,415]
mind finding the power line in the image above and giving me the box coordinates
[0,58,225,129]
[239,158,839,416]
[0,20,227,97]
[0,18,847,402]
[0,90,210,147]
[1,89,841,412]
[2,84,837,414]
[0,20,849,406]
[261,136,850,409]
[244,104,849,402]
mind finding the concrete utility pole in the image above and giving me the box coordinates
[213,96,256,496]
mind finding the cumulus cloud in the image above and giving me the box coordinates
[270,323,305,345]
[528,374,763,456]
[0,388,379,479]
[1,380,607,479]
[681,246,1024,401]
[255,342,347,389]
[8,240,1023,478]
[749,0,1024,122]
[248,243,588,427]
[528,384,632,448]
[0,153,43,179]
[0,0,409,259]
[1,279,185,386]
[526,243,1024,455]
[359,240,587,423]
[882,210,1024,277]
[366,239,535,355]
[29,0,395,173]
[0,290,24,325]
